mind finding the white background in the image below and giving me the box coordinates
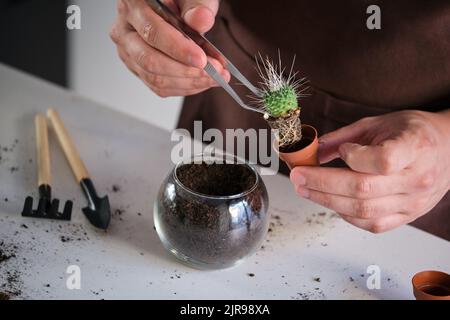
[68,0,183,131]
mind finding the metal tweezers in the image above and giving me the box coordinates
[145,0,265,114]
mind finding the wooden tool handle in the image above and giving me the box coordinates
[47,108,89,183]
[35,114,51,186]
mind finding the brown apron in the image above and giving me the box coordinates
[178,0,450,240]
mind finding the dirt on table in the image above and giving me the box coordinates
[0,242,21,300]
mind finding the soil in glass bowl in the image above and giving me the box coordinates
[154,160,269,269]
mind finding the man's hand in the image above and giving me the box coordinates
[110,0,229,97]
[290,110,450,233]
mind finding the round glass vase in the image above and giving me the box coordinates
[153,155,270,270]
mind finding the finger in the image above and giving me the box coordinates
[116,47,139,77]
[290,166,409,199]
[207,56,231,82]
[295,186,407,219]
[126,0,206,68]
[339,136,420,175]
[140,72,219,90]
[110,14,131,44]
[339,213,413,233]
[128,52,216,95]
[318,117,377,164]
[123,31,229,78]
[124,41,226,97]
[147,85,211,97]
[178,0,220,33]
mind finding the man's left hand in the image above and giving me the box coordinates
[290,110,450,233]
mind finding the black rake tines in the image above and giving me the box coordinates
[21,185,72,221]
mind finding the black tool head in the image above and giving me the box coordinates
[22,185,72,221]
[80,179,111,230]
[82,195,111,230]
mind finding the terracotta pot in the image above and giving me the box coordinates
[412,270,450,300]
[274,124,319,170]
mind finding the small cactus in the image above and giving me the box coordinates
[254,53,309,147]
[263,85,298,117]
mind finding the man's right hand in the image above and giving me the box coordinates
[110,0,229,97]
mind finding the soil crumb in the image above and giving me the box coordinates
[0,291,10,300]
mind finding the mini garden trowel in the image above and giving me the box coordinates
[47,108,111,230]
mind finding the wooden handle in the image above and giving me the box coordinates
[47,108,89,183]
[35,114,51,186]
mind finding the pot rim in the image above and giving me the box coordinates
[412,270,450,299]
[173,153,260,200]
[274,124,318,155]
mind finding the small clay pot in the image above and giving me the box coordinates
[274,124,319,170]
[412,270,450,300]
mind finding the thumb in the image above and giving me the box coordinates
[178,0,219,33]
[318,118,372,164]
[339,136,418,175]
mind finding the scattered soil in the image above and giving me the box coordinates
[294,288,326,300]
[60,235,85,243]
[0,292,10,300]
[112,185,121,193]
[158,162,268,267]
[0,241,21,299]
[9,166,19,173]
[0,248,15,263]
[247,273,255,277]
[306,212,339,226]
[0,139,20,169]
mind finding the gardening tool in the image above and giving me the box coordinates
[47,108,111,230]
[145,0,265,115]
[22,115,73,220]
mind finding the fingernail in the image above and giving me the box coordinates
[183,8,196,21]
[184,7,215,34]
[188,54,205,68]
[296,187,310,199]
[222,71,230,82]
[292,173,306,186]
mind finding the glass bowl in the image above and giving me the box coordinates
[153,155,269,270]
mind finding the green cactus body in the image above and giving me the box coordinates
[263,85,298,117]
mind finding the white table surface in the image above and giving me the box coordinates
[0,63,449,300]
